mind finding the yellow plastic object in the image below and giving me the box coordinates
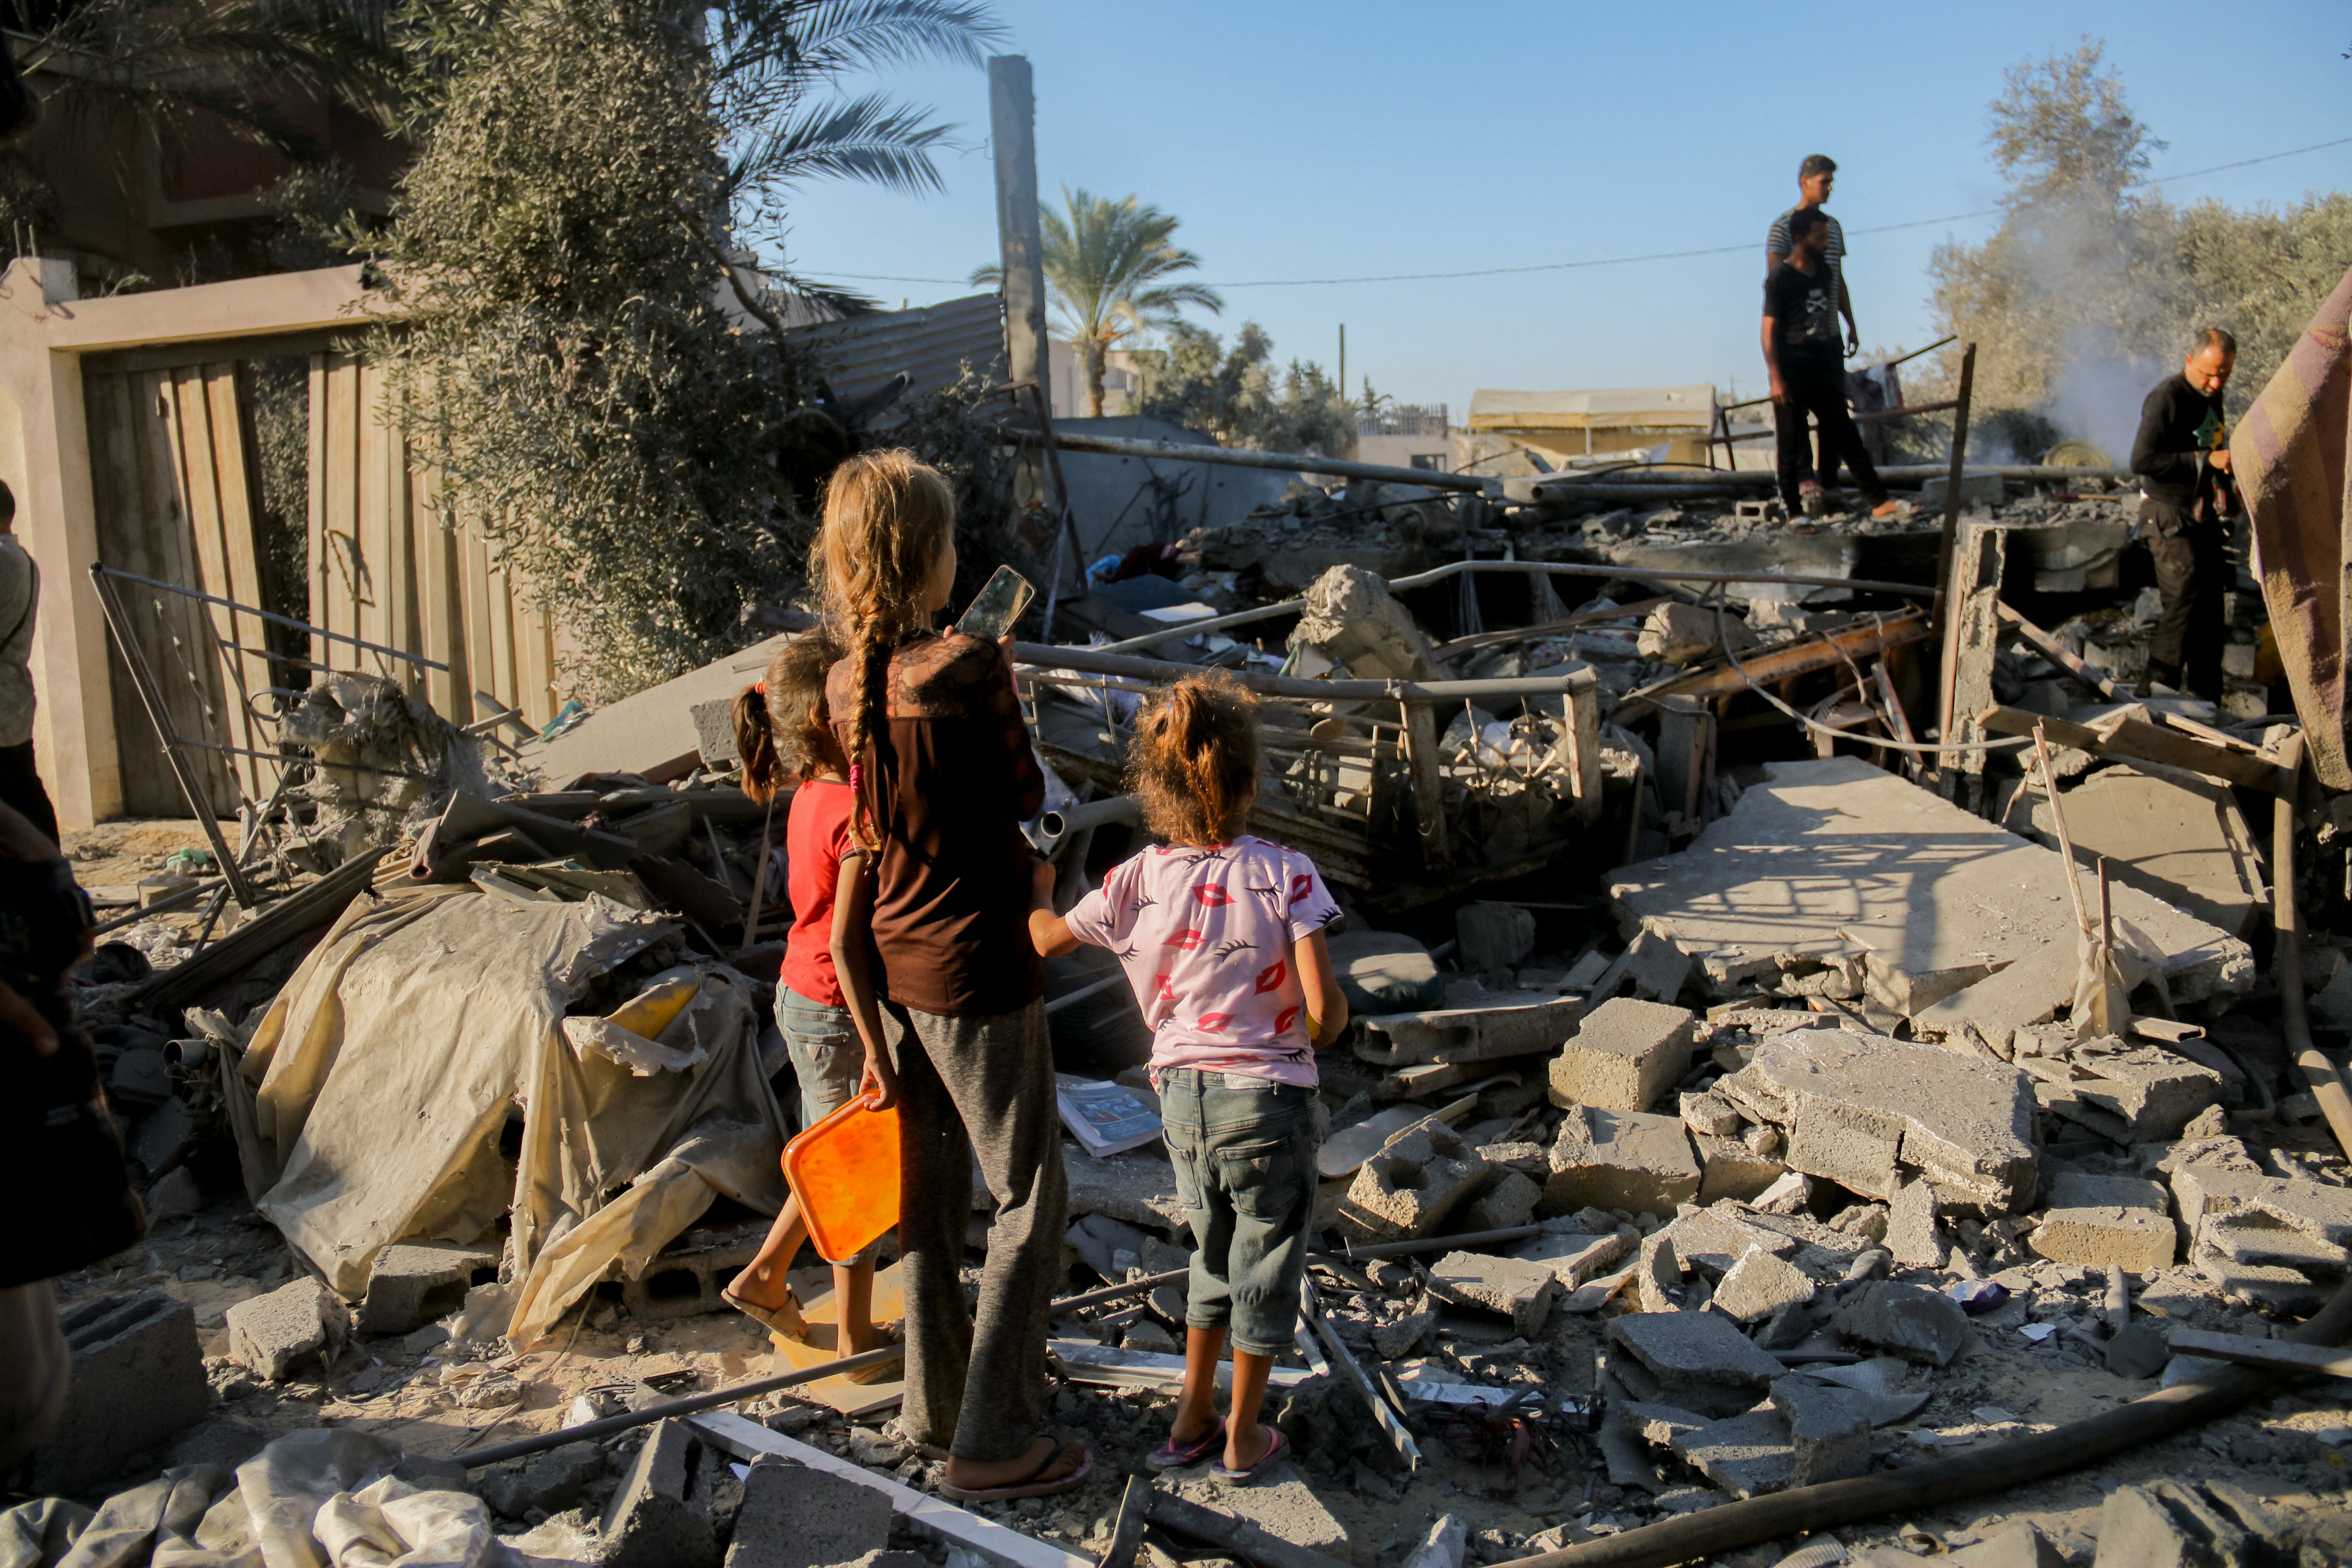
[606,969,701,1038]
[781,1094,901,1265]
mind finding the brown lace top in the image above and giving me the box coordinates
[827,629,1046,1017]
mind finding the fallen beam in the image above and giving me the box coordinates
[1616,608,1932,720]
[688,1408,1090,1568]
[1976,705,2292,794]
[131,848,391,1015]
[1016,642,1589,705]
[1010,428,1498,496]
[1145,1489,1357,1568]
[2165,1328,2352,1378]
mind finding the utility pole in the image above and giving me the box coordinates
[1338,324,1346,415]
[989,55,1049,397]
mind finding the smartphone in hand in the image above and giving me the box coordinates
[955,565,1036,642]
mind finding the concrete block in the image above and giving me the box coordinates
[1549,997,1695,1113]
[1919,472,2005,512]
[1335,1118,1488,1242]
[224,1276,347,1382]
[1463,1170,1542,1232]
[1950,1522,2067,1568]
[1887,1175,1943,1268]
[1367,1304,1434,1360]
[603,1419,718,1568]
[1188,1479,1356,1565]
[1693,1134,1785,1204]
[2031,1207,2177,1272]
[1680,1090,1741,1137]
[361,1241,502,1335]
[727,1459,891,1568]
[1427,1251,1560,1337]
[1455,902,1534,973]
[1623,930,1693,1003]
[2168,1160,2352,1246]
[1475,1140,1549,1178]
[24,1291,209,1496]
[1541,1106,1700,1220]
[1607,1310,1787,1390]
[1660,1210,1794,1277]
[1768,1376,1871,1485]
[624,1224,768,1325]
[2071,1050,2225,1143]
[2092,1480,2266,1568]
[2201,1209,2349,1271]
[1513,1228,1634,1288]
[1832,1281,1969,1366]
[484,1441,607,1519]
[1712,1247,1817,1323]
[2044,765,2266,937]
[1635,1233,1681,1313]
[1665,1408,1795,1498]
[2047,1172,2167,1211]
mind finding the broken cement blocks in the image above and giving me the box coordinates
[2166,1147,2352,1311]
[1426,1251,1561,1336]
[2031,1172,2175,1272]
[1767,1375,1871,1485]
[1710,1247,1816,1323]
[605,1419,718,1568]
[728,1459,891,1568]
[1715,1028,2037,1213]
[360,1240,502,1335]
[1832,1281,1970,1366]
[1542,1106,1700,1220]
[1607,1310,1787,1418]
[1335,1117,1488,1243]
[26,1291,210,1496]
[1548,997,1694,1113]
[225,1276,349,1382]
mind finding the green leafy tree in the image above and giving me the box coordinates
[1130,321,1354,459]
[975,187,1221,416]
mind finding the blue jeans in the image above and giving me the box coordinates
[1158,1069,1319,1357]
[778,988,862,1132]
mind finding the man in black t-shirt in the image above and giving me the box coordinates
[1762,208,1895,519]
[2130,327,2238,698]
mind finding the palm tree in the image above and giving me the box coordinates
[976,186,1222,416]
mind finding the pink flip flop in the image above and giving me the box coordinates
[1146,1416,1227,1470]
[1212,1426,1289,1483]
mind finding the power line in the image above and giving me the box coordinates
[807,133,2352,291]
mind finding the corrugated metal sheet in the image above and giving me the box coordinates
[1468,384,1716,431]
[785,292,1006,405]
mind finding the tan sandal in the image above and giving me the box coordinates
[722,1283,808,1340]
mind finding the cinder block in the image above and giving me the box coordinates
[483,1441,607,1518]
[727,1460,894,1568]
[1463,1170,1541,1232]
[1711,1247,1816,1323]
[1335,1118,1488,1242]
[361,1242,502,1335]
[224,1276,347,1382]
[1887,1175,1943,1268]
[1455,902,1534,973]
[1541,1106,1700,1220]
[622,1226,767,1324]
[2031,1207,2177,1272]
[2071,1050,2224,1142]
[26,1291,209,1496]
[603,1419,719,1568]
[1768,1376,1870,1485]
[1693,1133,1785,1205]
[1679,1090,1741,1137]
[1426,1251,1560,1337]
[1549,998,1695,1113]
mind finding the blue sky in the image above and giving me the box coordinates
[772,1,2351,414]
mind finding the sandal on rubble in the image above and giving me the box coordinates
[721,1284,807,1340]
[937,1439,1093,1503]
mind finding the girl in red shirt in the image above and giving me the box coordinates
[721,631,892,1379]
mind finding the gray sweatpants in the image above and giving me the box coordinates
[882,998,1065,1462]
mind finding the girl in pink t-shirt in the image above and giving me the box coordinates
[1029,673,1348,1482]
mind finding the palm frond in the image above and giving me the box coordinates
[727,90,952,198]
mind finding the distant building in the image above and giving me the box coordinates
[1356,403,1450,471]
[1046,338,1140,420]
[1458,385,1718,475]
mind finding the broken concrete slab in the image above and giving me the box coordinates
[525,634,792,785]
[1170,1477,1358,1568]
[1542,1106,1700,1220]
[1887,1176,1944,1268]
[1908,940,2078,1055]
[25,1291,210,1496]
[1692,1135,1785,1204]
[225,1276,347,1383]
[1335,1118,1488,1242]
[1606,757,2253,1014]
[604,1418,720,1568]
[1833,1280,1971,1366]
[1426,1251,1561,1336]
[1711,1247,1818,1323]
[1680,1090,1741,1137]
[1063,1147,1188,1237]
[1355,993,1582,1067]
[1768,1376,1872,1484]
[1512,1228,1635,1289]
[1666,1408,1795,1498]
[1456,902,1535,973]
[1636,1233,1681,1313]
[1607,1310,1788,1389]
[1718,1028,2038,1212]
[2015,763,2267,936]
[1464,1170,1542,1232]
[2032,1206,2177,1271]
[2064,1048,2225,1142]
[1548,997,1694,1113]
[484,1441,608,1519]
[359,1241,501,1335]
[729,1459,892,1568]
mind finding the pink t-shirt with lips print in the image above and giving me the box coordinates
[1061,836,1344,1087]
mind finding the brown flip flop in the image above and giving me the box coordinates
[937,1439,1092,1503]
[721,1284,807,1340]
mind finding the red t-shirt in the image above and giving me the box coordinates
[781,778,854,1008]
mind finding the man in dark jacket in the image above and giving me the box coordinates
[2130,328,2238,697]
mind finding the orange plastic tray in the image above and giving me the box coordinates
[781,1093,901,1264]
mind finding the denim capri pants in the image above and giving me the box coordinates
[1156,1068,1318,1357]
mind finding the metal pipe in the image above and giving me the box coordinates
[1008,429,1497,496]
[1521,461,2128,492]
[1039,795,1141,838]
[94,562,450,670]
[1017,642,1582,703]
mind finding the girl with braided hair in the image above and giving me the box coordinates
[815,450,1087,1501]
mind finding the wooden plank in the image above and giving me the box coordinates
[484,554,518,719]
[1403,698,1450,875]
[369,361,420,696]
[321,353,363,671]
[518,597,558,729]
[1975,705,2291,793]
[307,352,330,676]
[684,1409,1092,1568]
[1942,523,2008,785]
[86,371,182,815]
[354,354,392,662]
[457,514,498,720]
[1617,606,1933,718]
[139,370,236,812]
[413,456,466,722]
[162,367,247,809]
[204,362,273,797]
[1993,600,2260,755]
[2165,1329,2352,1379]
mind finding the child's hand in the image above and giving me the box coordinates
[859,1051,899,1112]
[1030,855,1057,908]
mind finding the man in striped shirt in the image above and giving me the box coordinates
[1764,155,1856,357]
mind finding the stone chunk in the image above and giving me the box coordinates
[1512,1228,1634,1288]
[1666,1408,1795,1498]
[1336,1118,1488,1242]
[2047,1171,2168,1212]
[224,1276,347,1382]
[1768,1376,1871,1484]
[25,1291,209,1496]
[1693,1134,1785,1204]
[1952,1522,2068,1568]
[1660,1209,1795,1277]
[1541,1106,1700,1220]
[727,1459,890,1568]
[1721,1028,2038,1212]
[1680,1090,1741,1137]
[1550,997,1695,1113]
[1607,1310,1787,1388]
[1636,1233,1681,1313]
[1427,1251,1560,1336]
[1886,1175,1943,1268]
[361,1241,502,1335]
[2069,1049,2224,1142]
[1712,1247,1817,1323]
[2092,1480,2274,1568]
[1833,1281,1970,1366]
[604,1419,718,1568]
[1456,902,1535,973]
[2031,1207,2177,1272]
[484,1441,606,1519]
[1464,1170,1542,1232]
